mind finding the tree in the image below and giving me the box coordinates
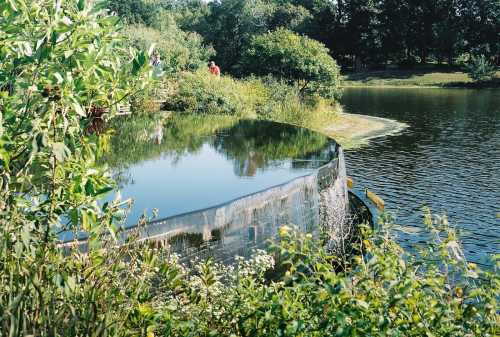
[106,0,155,25]
[197,0,276,73]
[241,29,341,100]
[460,0,500,63]
[267,3,312,32]
[124,11,213,74]
[433,0,464,65]
[378,0,411,63]
[466,55,497,82]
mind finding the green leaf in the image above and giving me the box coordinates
[95,186,113,196]
[0,147,10,168]
[7,0,17,11]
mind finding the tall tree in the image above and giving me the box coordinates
[378,0,411,62]
[433,0,463,65]
[460,0,500,63]
[201,0,275,73]
[342,0,382,67]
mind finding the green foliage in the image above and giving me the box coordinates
[3,204,498,336]
[0,0,152,334]
[198,0,277,72]
[181,0,499,69]
[241,29,342,100]
[268,3,312,31]
[466,55,497,82]
[164,70,339,119]
[124,21,213,75]
[164,70,267,116]
[106,0,155,25]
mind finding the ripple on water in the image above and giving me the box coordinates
[342,88,500,266]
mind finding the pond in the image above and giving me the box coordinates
[105,117,339,222]
[342,88,500,266]
[84,116,352,261]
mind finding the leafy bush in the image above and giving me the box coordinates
[163,70,267,116]
[124,14,213,75]
[164,71,339,120]
[240,28,342,100]
[2,207,498,336]
[0,0,152,334]
[466,55,497,82]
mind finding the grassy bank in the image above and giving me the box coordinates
[157,71,406,149]
[342,68,500,88]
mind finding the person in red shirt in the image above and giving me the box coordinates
[208,61,221,77]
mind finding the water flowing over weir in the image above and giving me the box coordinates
[120,148,350,262]
[65,117,358,261]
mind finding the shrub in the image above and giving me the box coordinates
[0,0,152,334]
[163,70,267,116]
[466,55,497,82]
[124,19,213,75]
[240,28,342,100]
[2,206,498,336]
[163,71,340,120]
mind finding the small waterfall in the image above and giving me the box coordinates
[66,142,356,263]
[128,174,321,263]
[122,144,354,262]
[318,147,353,256]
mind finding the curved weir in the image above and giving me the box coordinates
[121,149,348,262]
[65,116,355,260]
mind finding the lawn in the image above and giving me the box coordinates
[342,68,500,88]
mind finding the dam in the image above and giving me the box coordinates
[64,116,364,260]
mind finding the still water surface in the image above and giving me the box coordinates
[342,88,500,265]
[104,118,337,225]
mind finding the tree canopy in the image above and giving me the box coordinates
[241,29,341,99]
[170,0,499,69]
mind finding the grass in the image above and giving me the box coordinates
[342,67,500,88]
[157,71,408,150]
[269,108,407,150]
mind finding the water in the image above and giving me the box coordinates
[105,117,339,224]
[341,88,500,265]
[85,117,351,259]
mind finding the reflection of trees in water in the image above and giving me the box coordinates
[100,114,238,170]
[112,169,135,190]
[101,115,335,177]
[212,120,333,176]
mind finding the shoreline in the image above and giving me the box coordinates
[341,69,500,90]
[162,108,408,150]
[298,112,408,150]
[341,84,500,89]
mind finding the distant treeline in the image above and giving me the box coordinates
[109,0,499,72]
